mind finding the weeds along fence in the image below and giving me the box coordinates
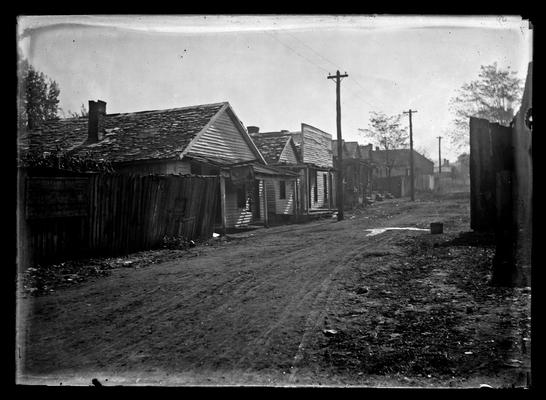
[19,170,220,267]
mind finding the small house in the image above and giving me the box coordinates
[21,100,297,232]
[248,129,302,223]
[249,123,336,217]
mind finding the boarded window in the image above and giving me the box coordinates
[279,180,286,200]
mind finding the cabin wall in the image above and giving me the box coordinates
[188,111,257,162]
[265,179,296,215]
[279,142,299,164]
[308,169,331,210]
[301,124,333,168]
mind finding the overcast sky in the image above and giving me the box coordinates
[17,15,532,163]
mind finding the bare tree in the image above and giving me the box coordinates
[359,111,408,178]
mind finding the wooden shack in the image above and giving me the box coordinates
[249,123,336,217]
[20,101,297,233]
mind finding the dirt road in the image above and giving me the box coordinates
[17,193,531,387]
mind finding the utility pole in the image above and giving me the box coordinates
[328,70,348,221]
[437,136,442,175]
[403,109,417,201]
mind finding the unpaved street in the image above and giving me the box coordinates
[17,193,531,387]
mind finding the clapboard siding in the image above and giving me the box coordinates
[301,124,333,168]
[266,181,276,213]
[188,111,257,162]
[225,191,252,228]
[279,141,299,164]
[266,179,295,215]
[310,170,330,209]
[258,180,265,222]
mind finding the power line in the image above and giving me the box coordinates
[263,30,330,74]
[263,30,387,112]
[281,31,387,109]
[284,31,339,70]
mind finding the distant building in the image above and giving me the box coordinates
[332,140,373,208]
[434,159,454,177]
[370,147,435,197]
[371,147,434,178]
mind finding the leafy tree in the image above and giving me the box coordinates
[448,62,523,151]
[358,111,408,178]
[17,58,30,130]
[18,62,61,130]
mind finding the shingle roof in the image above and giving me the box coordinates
[20,102,227,163]
[250,133,292,164]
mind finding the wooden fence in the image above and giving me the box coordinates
[468,62,532,285]
[19,171,220,267]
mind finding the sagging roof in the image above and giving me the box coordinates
[250,132,300,164]
[20,102,229,163]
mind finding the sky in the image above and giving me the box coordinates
[17,15,532,163]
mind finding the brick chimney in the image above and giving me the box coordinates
[247,126,260,134]
[88,100,107,143]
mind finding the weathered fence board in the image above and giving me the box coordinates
[469,118,514,232]
[22,173,220,266]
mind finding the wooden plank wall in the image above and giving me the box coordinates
[265,179,296,215]
[469,117,514,232]
[309,170,331,210]
[301,124,333,168]
[189,111,256,162]
[511,63,532,276]
[24,173,219,265]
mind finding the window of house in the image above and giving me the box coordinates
[237,184,247,208]
[279,180,286,200]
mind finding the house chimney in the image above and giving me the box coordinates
[88,100,107,143]
[280,129,289,134]
[247,126,260,134]
[375,146,380,151]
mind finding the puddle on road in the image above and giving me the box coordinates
[365,227,429,237]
